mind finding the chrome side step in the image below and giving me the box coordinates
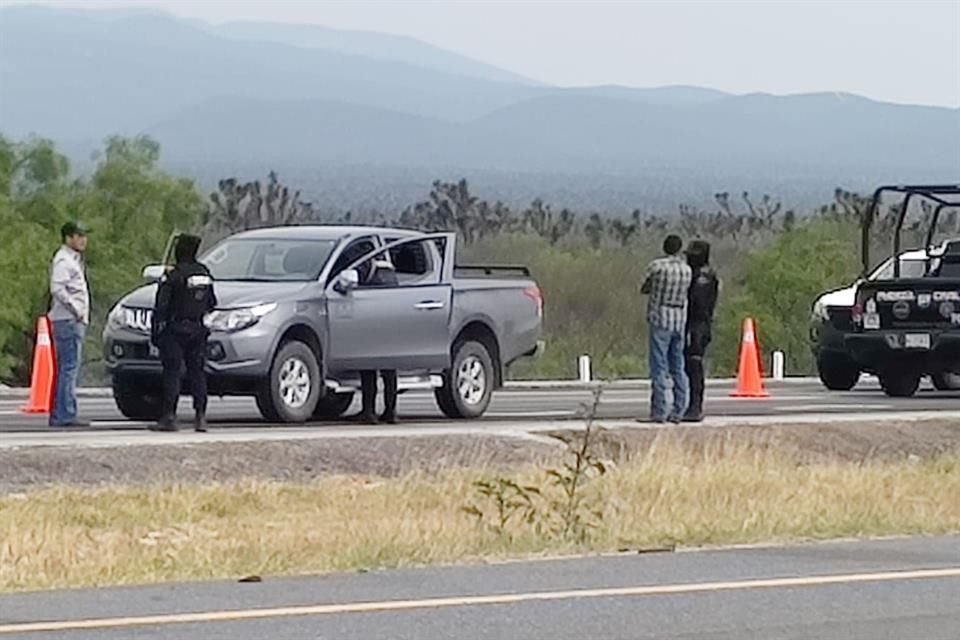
[325,374,443,394]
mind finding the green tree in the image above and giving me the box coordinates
[0,135,73,381]
[0,134,204,384]
[712,218,861,375]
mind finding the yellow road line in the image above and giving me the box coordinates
[2,567,959,635]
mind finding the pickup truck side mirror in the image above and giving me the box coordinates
[333,268,360,295]
[142,265,167,282]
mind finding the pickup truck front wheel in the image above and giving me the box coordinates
[435,340,494,419]
[256,341,322,423]
[113,376,163,421]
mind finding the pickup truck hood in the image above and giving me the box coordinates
[119,281,311,309]
[815,284,857,309]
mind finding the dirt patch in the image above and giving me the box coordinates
[548,419,960,464]
[0,435,561,494]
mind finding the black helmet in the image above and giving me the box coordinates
[686,240,711,269]
[174,234,202,263]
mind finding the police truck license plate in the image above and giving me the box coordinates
[905,333,930,349]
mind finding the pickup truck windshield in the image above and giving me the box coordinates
[202,239,336,282]
[871,258,926,280]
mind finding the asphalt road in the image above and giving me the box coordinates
[2,536,957,639]
[1,379,957,435]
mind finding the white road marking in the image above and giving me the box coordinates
[1,566,958,634]
[773,404,895,412]
[597,394,858,406]
[90,420,149,428]
[486,411,574,418]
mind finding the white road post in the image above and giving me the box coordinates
[772,351,785,381]
[578,355,592,383]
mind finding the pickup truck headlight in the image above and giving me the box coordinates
[107,304,126,331]
[811,299,829,322]
[204,303,277,333]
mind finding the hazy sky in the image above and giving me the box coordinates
[4,0,960,107]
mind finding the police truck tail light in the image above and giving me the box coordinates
[851,302,864,325]
[524,287,543,319]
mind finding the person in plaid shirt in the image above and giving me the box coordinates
[641,235,693,422]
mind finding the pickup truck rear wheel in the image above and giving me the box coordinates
[113,376,163,421]
[931,372,960,391]
[879,370,921,398]
[256,341,321,423]
[435,340,494,419]
[816,355,860,391]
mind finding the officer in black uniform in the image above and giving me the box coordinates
[358,254,400,424]
[683,240,719,422]
[151,234,217,432]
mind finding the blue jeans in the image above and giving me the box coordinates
[649,325,689,421]
[50,318,85,426]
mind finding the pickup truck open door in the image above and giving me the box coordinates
[325,233,455,373]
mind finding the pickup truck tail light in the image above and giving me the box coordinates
[851,302,863,325]
[524,286,544,319]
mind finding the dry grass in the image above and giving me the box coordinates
[1,441,958,592]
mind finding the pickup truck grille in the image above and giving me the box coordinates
[123,307,153,333]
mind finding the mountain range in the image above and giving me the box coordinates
[1,5,958,211]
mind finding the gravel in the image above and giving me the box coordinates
[0,435,562,493]
[3,419,958,494]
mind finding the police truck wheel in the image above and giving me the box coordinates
[256,341,321,423]
[931,372,960,391]
[816,355,861,391]
[312,392,354,420]
[112,376,163,421]
[435,340,494,419]
[879,371,921,398]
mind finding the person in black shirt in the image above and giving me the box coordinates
[151,234,217,432]
[683,240,719,422]
[358,254,400,424]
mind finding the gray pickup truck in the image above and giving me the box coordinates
[103,226,544,423]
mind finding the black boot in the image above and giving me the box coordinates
[380,371,398,424]
[153,414,178,432]
[684,351,706,423]
[194,414,208,433]
[357,371,378,424]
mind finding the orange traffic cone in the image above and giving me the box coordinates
[21,317,56,414]
[730,317,769,398]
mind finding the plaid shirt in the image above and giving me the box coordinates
[643,255,693,332]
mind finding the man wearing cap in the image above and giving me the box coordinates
[641,234,693,423]
[151,234,217,432]
[48,222,91,428]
